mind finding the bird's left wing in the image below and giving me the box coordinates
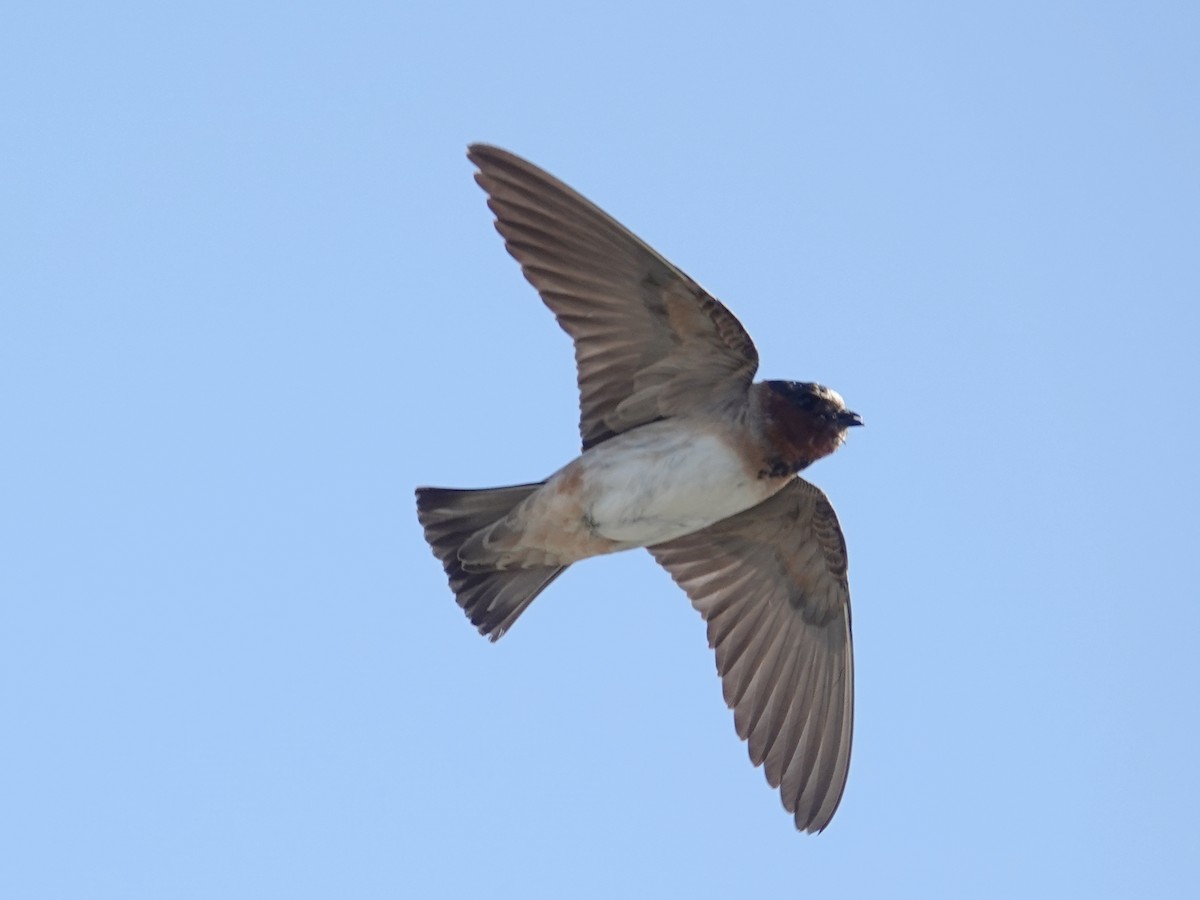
[648,477,854,833]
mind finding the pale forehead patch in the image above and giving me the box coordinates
[815,384,846,409]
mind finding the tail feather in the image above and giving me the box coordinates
[415,484,567,640]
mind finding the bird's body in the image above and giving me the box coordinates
[464,417,782,567]
[567,417,778,547]
[416,145,864,833]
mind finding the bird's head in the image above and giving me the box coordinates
[760,380,863,473]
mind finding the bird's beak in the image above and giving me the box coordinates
[838,410,864,428]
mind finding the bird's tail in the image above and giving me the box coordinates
[415,484,567,640]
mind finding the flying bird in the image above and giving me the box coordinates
[416,145,863,833]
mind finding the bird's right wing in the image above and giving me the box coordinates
[468,144,760,450]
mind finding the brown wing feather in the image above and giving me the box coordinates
[467,144,759,450]
[649,477,854,833]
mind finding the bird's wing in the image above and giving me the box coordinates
[468,144,759,450]
[648,477,854,833]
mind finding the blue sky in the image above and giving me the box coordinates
[3,2,1198,897]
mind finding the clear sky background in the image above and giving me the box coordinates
[3,2,1198,898]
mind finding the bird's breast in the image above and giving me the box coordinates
[566,421,784,547]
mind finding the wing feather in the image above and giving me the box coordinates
[650,478,854,833]
[468,144,759,449]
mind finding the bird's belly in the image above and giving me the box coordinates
[574,426,778,546]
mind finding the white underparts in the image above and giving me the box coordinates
[565,421,781,546]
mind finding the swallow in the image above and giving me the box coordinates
[416,145,863,833]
